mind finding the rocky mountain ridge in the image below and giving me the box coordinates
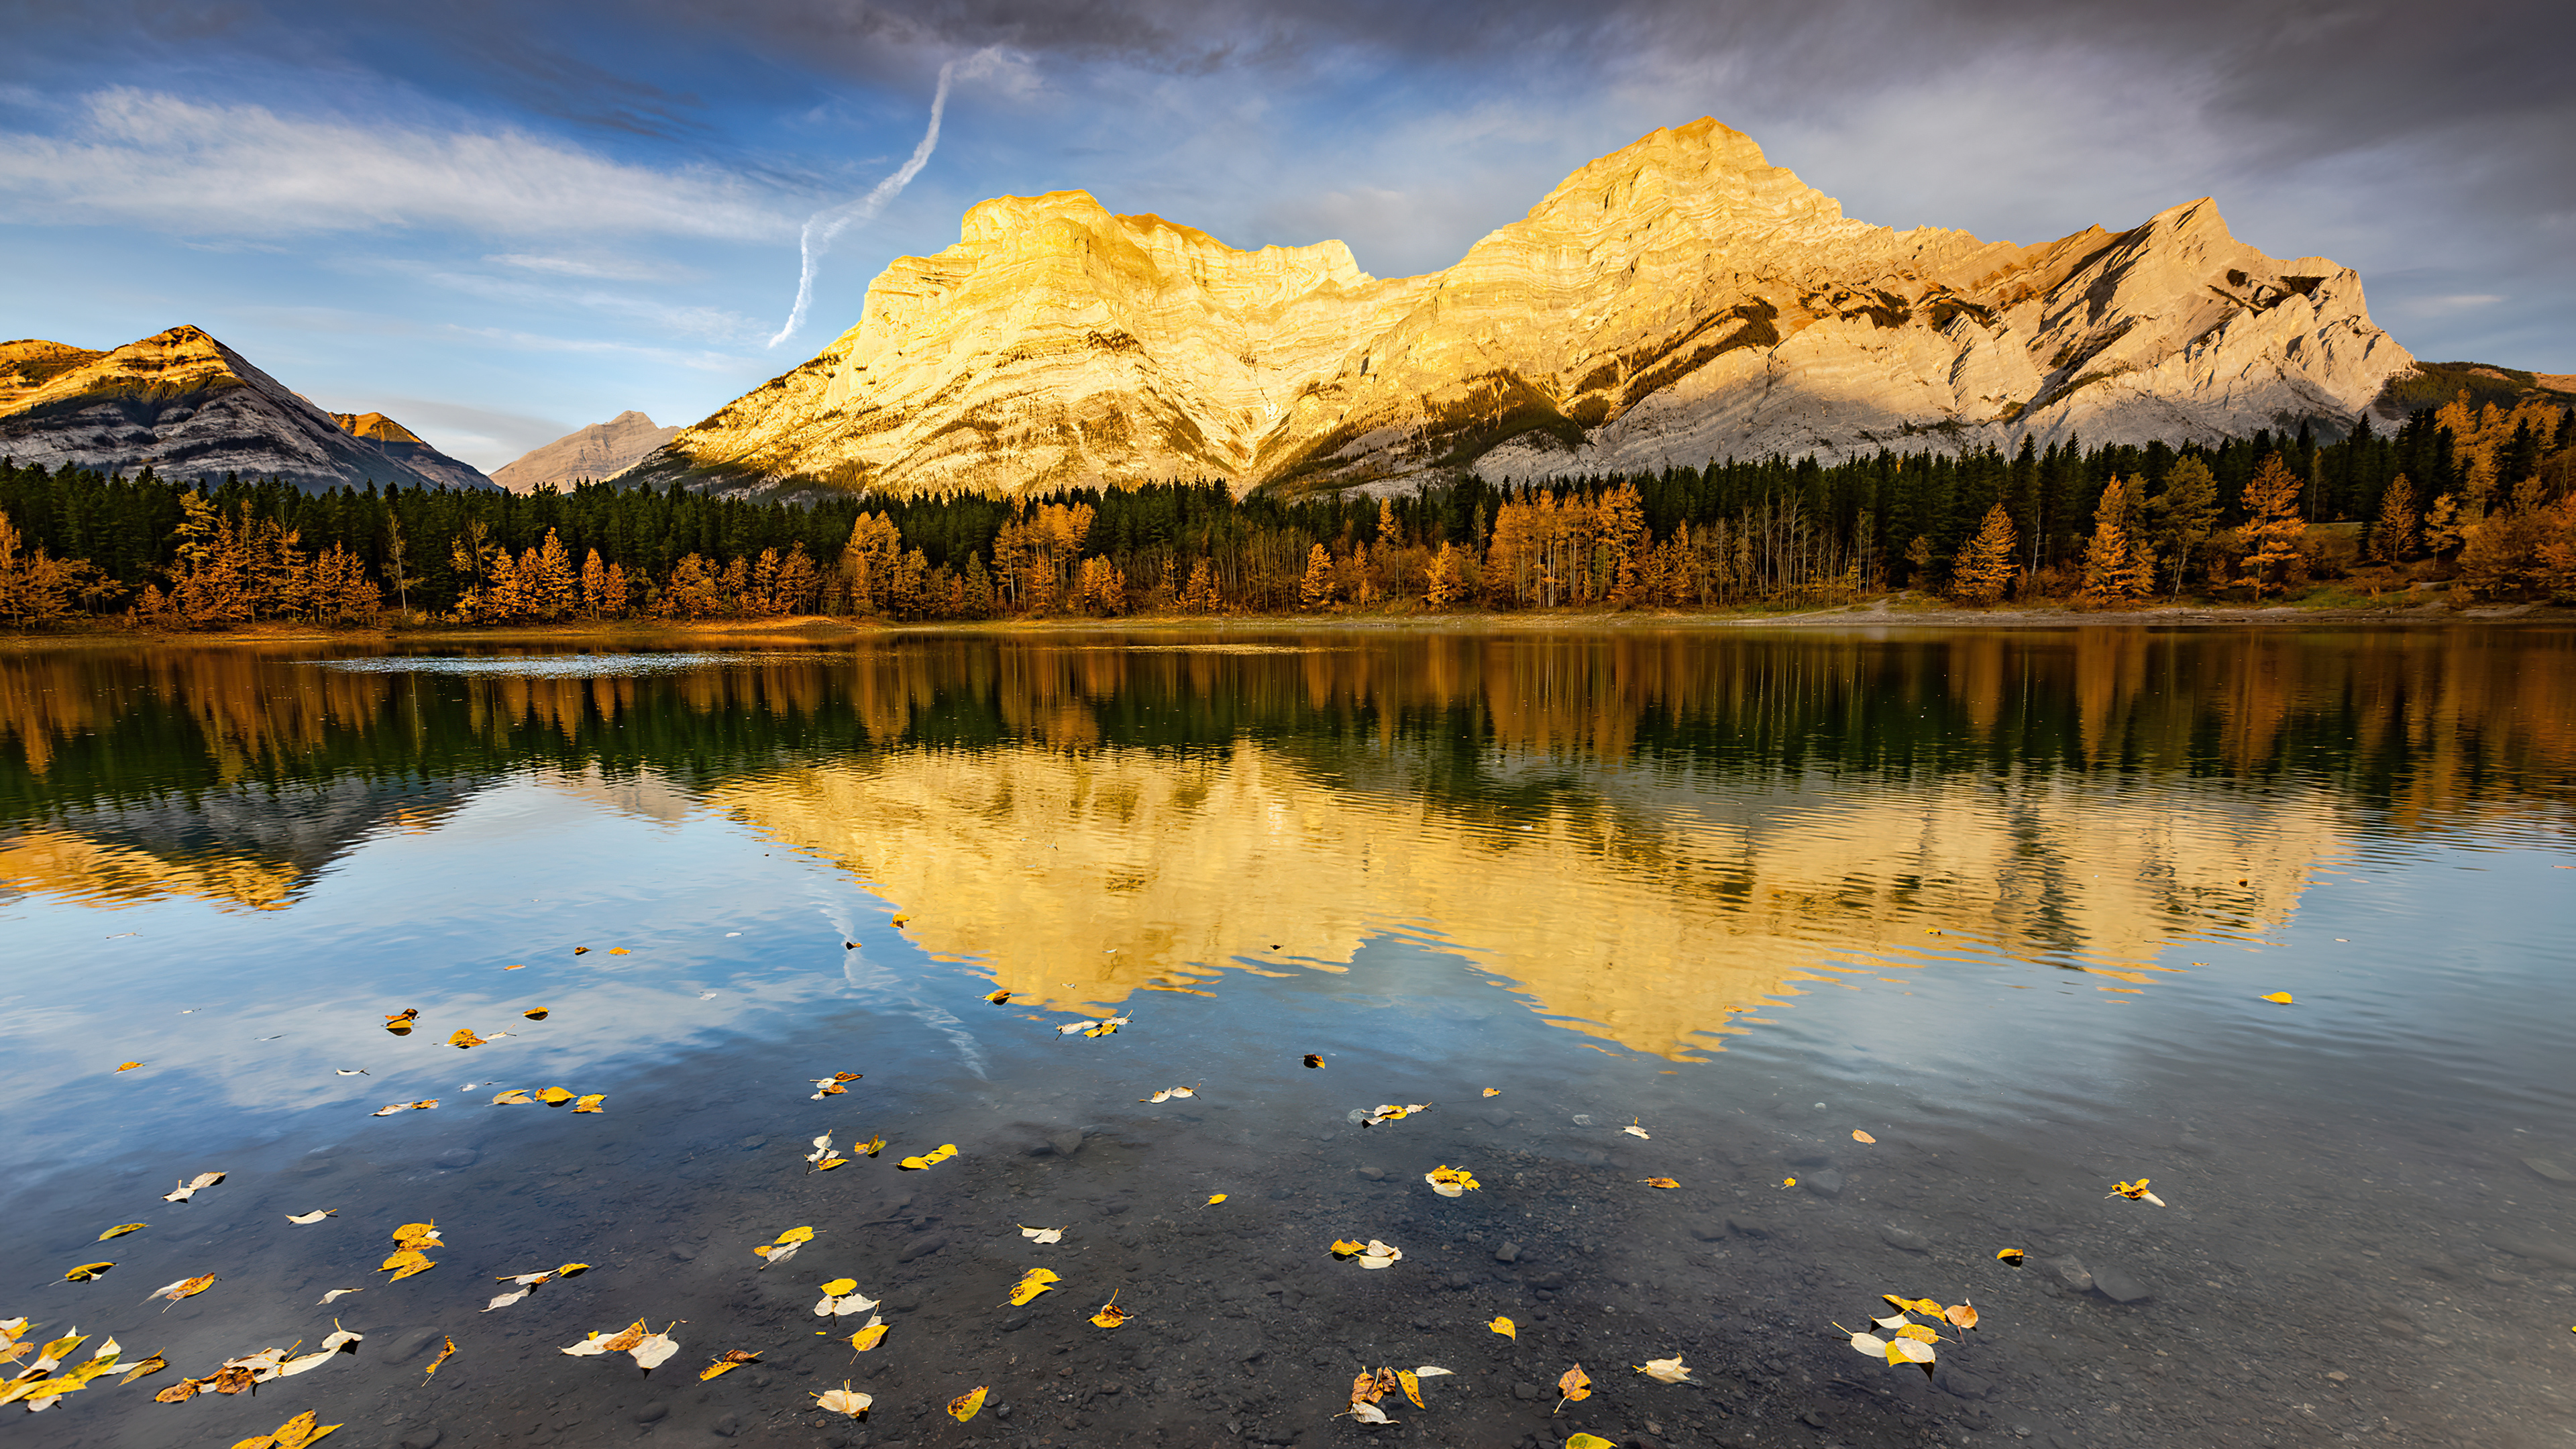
[0,326,496,493]
[632,118,2418,498]
[490,410,680,493]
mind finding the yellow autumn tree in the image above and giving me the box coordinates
[1299,543,1337,610]
[2235,451,2307,598]
[2080,477,2153,607]
[2371,475,2418,563]
[1950,503,2019,605]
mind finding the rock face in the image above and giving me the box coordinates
[491,410,681,493]
[635,117,2416,498]
[0,326,496,492]
[327,411,494,492]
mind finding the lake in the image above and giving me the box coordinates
[3,627,2572,1449]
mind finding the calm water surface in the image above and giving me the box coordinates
[3,629,2572,1449]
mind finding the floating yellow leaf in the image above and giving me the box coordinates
[491,1089,533,1105]
[119,1351,168,1385]
[1782,1177,1796,1187]
[1397,1368,1424,1407]
[1945,1301,1980,1330]
[896,1142,957,1171]
[1019,1225,1066,1244]
[1882,1295,1942,1316]
[1361,1103,1430,1126]
[317,1288,361,1304]
[1566,1436,1617,1449]
[1636,1354,1692,1383]
[1425,1165,1481,1197]
[387,1256,436,1283]
[1302,1054,1324,1069]
[1489,1316,1516,1340]
[1641,1177,1679,1189]
[229,1409,343,1449]
[97,1223,146,1240]
[2261,991,2294,1004]
[608,947,631,955]
[1006,1268,1061,1306]
[164,1170,225,1201]
[847,1318,890,1352]
[890,914,910,927]
[556,1263,589,1277]
[1091,1293,1128,1328]
[1995,1247,2025,1266]
[984,989,1010,1004]
[572,946,589,955]
[699,1350,759,1381]
[856,1135,885,1157]
[1621,1120,1650,1138]
[285,1210,335,1225]
[947,1385,987,1422]
[820,1277,857,1296]
[814,1382,871,1416]
[115,1061,144,1073]
[63,1262,113,1282]
[447,1028,486,1049]
[537,1087,575,1105]
[423,1336,455,1378]
[522,1009,548,1020]
[504,964,526,971]
[1481,1087,1501,1097]
[2107,1178,2167,1207]
[1852,1130,1877,1144]
[572,1093,604,1113]
[149,1274,216,1305]
[391,1222,443,1248]
[369,1099,439,1116]
[1205,1193,1228,1205]
[1895,1322,1941,1344]
[384,1008,419,1026]
[1556,1364,1592,1410]
[1330,1239,1367,1256]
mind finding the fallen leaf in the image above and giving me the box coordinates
[813,1382,872,1416]
[1019,1225,1066,1244]
[947,1385,987,1422]
[1895,1322,1941,1344]
[285,1210,336,1225]
[1621,1121,1651,1139]
[1090,1292,1128,1328]
[698,1350,759,1381]
[1482,1087,1501,1097]
[447,1028,486,1049]
[1302,1054,1324,1069]
[1344,1400,1395,1425]
[890,914,910,927]
[1633,1352,1693,1384]
[2261,991,2294,1005]
[1332,1238,1401,1269]
[572,946,589,955]
[1782,1177,1796,1187]
[115,1061,144,1073]
[423,1336,456,1378]
[984,989,1010,1004]
[522,1009,548,1021]
[1489,1316,1517,1340]
[334,1069,368,1076]
[537,1087,575,1105]
[855,1135,885,1157]
[63,1262,113,1282]
[753,1241,802,1267]
[97,1223,146,1240]
[847,1316,890,1352]
[573,1093,604,1114]
[229,1409,343,1449]
[391,1222,443,1249]
[317,1289,362,1304]
[1883,1295,1943,1316]
[1945,1301,1980,1330]
[2107,1179,2167,1207]
[384,1254,435,1283]
[1425,1165,1481,1197]
[629,1328,680,1371]
[369,1099,438,1116]
[504,964,526,971]
[1852,1130,1877,1144]
[895,1142,958,1171]
[1994,1248,2025,1266]
[119,1351,168,1385]
[1556,1364,1592,1411]
[484,1287,532,1311]
[1360,1103,1432,1126]
[1006,1268,1061,1306]
[1205,1193,1228,1206]
[148,1274,216,1305]
[1397,1367,1425,1407]
[385,1008,419,1026]
[1331,1238,1367,1255]
[1566,1436,1617,1449]
[491,1089,533,1105]
[608,947,631,955]
[163,1171,225,1202]
[1641,1177,1680,1189]
[814,1281,879,1318]
[1845,1329,1889,1355]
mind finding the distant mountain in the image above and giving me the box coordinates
[491,411,679,493]
[629,117,2419,498]
[326,410,492,492]
[0,325,496,493]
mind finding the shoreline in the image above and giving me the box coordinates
[3,597,2566,649]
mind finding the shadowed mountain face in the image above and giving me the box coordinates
[633,118,2417,500]
[490,410,680,493]
[0,327,497,493]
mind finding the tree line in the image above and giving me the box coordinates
[1,392,2570,630]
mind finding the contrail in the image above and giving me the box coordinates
[767,62,955,349]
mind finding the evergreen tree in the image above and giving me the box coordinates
[2145,457,2220,599]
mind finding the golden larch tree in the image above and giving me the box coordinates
[1950,503,2019,605]
[2236,451,2308,598]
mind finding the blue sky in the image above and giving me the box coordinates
[3,0,2567,471]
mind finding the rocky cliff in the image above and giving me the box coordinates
[0,326,496,492]
[634,118,2418,498]
[490,410,680,493]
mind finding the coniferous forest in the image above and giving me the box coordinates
[1,393,2570,630]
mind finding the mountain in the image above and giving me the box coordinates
[490,410,680,493]
[0,325,497,493]
[325,410,494,492]
[629,118,2419,498]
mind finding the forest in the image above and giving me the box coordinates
[0,392,2569,630]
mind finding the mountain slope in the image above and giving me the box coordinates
[633,118,2419,498]
[490,410,680,493]
[327,411,495,492]
[0,327,496,492]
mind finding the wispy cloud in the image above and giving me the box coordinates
[0,88,796,239]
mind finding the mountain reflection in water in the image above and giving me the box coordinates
[5,629,2571,1055]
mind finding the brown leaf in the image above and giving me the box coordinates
[423,1336,455,1379]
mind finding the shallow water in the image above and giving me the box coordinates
[3,628,2573,1449]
